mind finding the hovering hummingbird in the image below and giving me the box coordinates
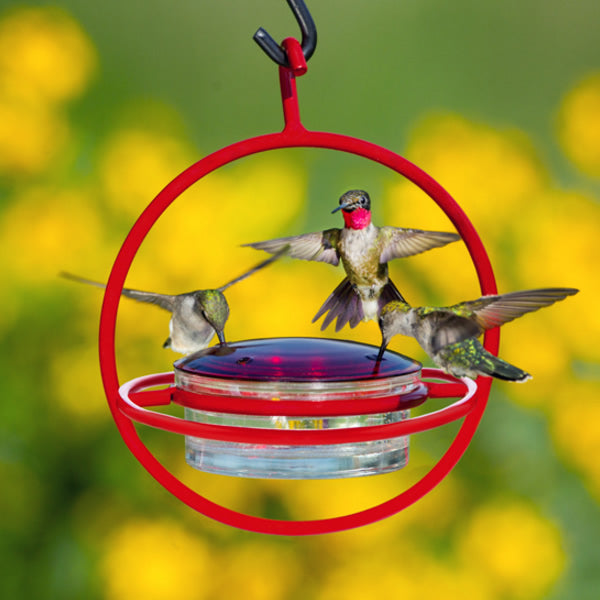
[244,190,460,331]
[60,249,286,355]
[376,287,579,381]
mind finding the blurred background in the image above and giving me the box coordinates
[1,1,599,598]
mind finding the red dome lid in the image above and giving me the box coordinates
[174,337,421,383]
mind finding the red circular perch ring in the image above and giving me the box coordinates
[99,38,499,535]
[119,368,477,445]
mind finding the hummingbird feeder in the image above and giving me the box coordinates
[99,0,499,535]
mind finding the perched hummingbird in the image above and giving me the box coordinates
[60,249,286,355]
[244,190,460,331]
[377,287,579,381]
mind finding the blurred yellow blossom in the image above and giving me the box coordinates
[99,140,307,289]
[457,500,566,599]
[101,518,214,600]
[550,380,600,501]
[383,114,547,303]
[0,185,108,285]
[213,542,301,600]
[318,545,492,600]
[317,550,421,600]
[512,189,597,362]
[498,315,572,410]
[386,113,548,239]
[225,260,340,341]
[98,128,196,219]
[557,72,600,177]
[0,6,96,104]
[0,93,68,174]
[49,342,109,426]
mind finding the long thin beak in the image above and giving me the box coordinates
[216,330,226,345]
[376,339,388,362]
[331,202,352,214]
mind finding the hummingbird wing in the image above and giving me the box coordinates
[378,227,460,263]
[243,229,341,266]
[60,271,176,312]
[451,287,579,330]
[417,309,483,354]
[217,247,289,291]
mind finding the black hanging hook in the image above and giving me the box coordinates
[253,0,317,67]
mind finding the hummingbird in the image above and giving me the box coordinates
[376,287,579,381]
[60,249,286,355]
[244,189,460,331]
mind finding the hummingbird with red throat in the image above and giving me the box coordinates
[244,190,460,331]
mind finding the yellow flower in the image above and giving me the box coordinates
[550,380,600,501]
[512,189,598,363]
[119,153,307,305]
[98,128,195,219]
[557,72,600,177]
[213,543,301,600]
[318,545,493,600]
[0,186,108,284]
[49,343,110,426]
[457,500,566,599]
[0,6,96,104]
[0,94,68,175]
[383,114,547,302]
[101,518,214,600]
[498,316,572,410]
[225,260,341,341]
[386,113,548,239]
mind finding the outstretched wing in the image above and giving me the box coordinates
[378,227,460,263]
[243,229,341,266]
[218,247,289,292]
[60,271,176,312]
[420,310,483,354]
[452,287,579,330]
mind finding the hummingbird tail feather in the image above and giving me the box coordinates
[437,339,531,382]
[479,352,531,382]
[312,277,364,331]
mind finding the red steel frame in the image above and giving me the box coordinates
[99,38,499,535]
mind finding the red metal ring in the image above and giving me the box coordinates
[118,369,477,444]
[99,63,498,535]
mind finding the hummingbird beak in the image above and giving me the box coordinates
[376,338,388,362]
[331,201,352,214]
[216,330,226,345]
